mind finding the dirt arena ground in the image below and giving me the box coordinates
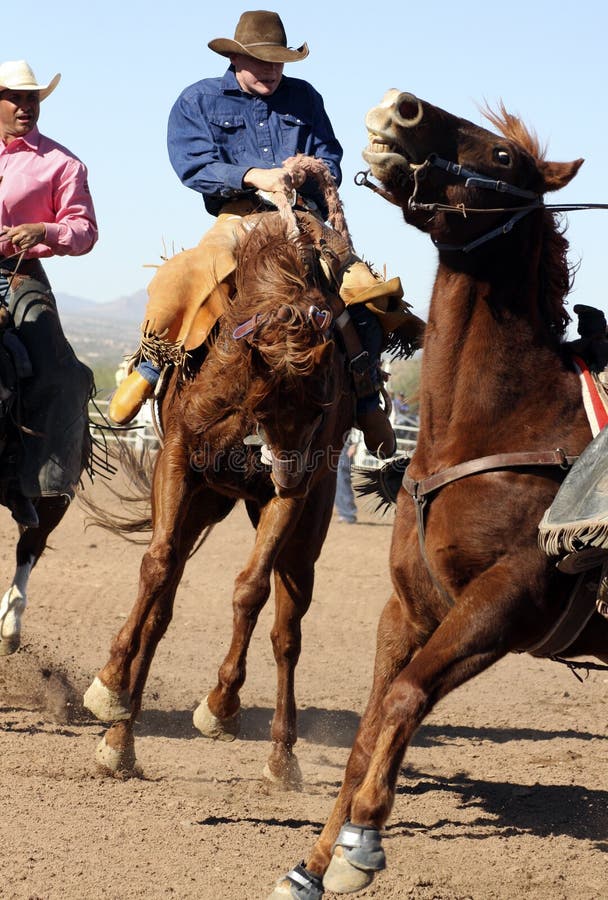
[0,467,606,900]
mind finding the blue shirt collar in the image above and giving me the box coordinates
[220,66,284,98]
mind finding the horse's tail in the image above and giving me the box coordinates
[79,439,154,541]
[79,439,215,557]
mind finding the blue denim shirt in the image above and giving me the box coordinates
[167,67,343,218]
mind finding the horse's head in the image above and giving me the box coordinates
[236,300,340,499]
[224,215,347,498]
[362,90,583,253]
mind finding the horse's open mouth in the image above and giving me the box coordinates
[362,141,409,170]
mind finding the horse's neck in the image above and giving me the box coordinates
[417,262,566,457]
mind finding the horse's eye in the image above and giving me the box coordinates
[493,147,511,166]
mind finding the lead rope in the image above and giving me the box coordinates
[0,249,26,305]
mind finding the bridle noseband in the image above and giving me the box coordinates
[407,154,542,253]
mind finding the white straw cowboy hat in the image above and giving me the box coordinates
[208,10,309,63]
[0,60,61,100]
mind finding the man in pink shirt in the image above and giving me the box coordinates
[0,60,98,527]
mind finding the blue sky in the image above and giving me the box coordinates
[11,1,608,333]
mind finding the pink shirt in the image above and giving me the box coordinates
[0,126,98,259]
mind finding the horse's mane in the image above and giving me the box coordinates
[482,102,575,337]
[183,217,331,435]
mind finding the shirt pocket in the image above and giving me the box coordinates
[208,114,247,156]
[278,113,311,151]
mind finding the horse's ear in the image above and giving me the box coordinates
[539,157,584,192]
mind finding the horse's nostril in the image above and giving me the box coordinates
[396,94,423,126]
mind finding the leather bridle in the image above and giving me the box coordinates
[356,154,608,254]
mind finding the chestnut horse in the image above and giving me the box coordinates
[82,211,360,788]
[268,93,608,897]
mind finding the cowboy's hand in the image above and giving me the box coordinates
[243,166,302,196]
[0,223,46,251]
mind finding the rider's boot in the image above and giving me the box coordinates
[357,403,397,459]
[108,363,159,426]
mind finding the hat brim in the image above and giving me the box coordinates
[208,38,309,63]
[0,72,61,101]
[38,73,61,101]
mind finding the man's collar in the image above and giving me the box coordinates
[221,67,243,94]
[220,66,284,98]
[2,126,41,151]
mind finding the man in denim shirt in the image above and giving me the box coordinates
[110,10,423,457]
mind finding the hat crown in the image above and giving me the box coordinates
[234,10,287,48]
[0,60,38,89]
[208,10,308,63]
[0,60,60,100]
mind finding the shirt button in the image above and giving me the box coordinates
[259,122,264,127]
[263,148,269,152]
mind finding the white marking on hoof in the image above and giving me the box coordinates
[192,695,240,741]
[266,880,293,898]
[83,677,131,722]
[263,756,303,791]
[0,586,26,656]
[94,734,139,776]
[323,846,375,893]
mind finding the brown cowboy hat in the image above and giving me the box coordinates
[208,10,309,63]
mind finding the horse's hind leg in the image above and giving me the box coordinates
[0,496,69,655]
[84,449,232,775]
[193,496,302,759]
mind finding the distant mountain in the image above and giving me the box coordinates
[55,289,147,323]
[53,289,147,376]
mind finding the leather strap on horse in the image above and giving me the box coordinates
[403,449,578,501]
[403,449,579,607]
[323,291,376,398]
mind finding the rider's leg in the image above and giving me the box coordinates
[347,303,396,459]
[108,214,245,425]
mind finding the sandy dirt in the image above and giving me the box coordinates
[0,467,606,900]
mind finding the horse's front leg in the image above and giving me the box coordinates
[193,496,301,768]
[290,561,538,898]
[0,496,69,655]
[267,583,426,899]
[263,480,335,789]
[84,444,210,776]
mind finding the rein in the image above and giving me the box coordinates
[355,155,608,253]
[0,249,27,305]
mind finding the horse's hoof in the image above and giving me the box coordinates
[0,588,25,656]
[268,864,324,899]
[267,878,321,899]
[323,847,375,894]
[192,695,240,741]
[263,755,303,791]
[0,633,20,656]
[83,677,131,722]
[94,734,140,777]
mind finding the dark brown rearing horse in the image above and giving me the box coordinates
[82,210,358,788]
[0,285,94,657]
[268,93,608,897]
